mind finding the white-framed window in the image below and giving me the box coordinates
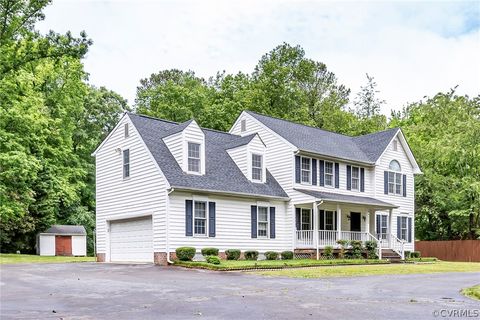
[123,149,130,178]
[241,119,246,132]
[257,206,269,237]
[124,123,129,138]
[301,157,311,184]
[324,161,334,187]
[388,160,402,195]
[187,142,201,173]
[351,166,360,190]
[193,201,207,236]
[300,208,312,230]
[400,216,408,241]
[251,154,263,181]
[324,210,335,230]
[377,214,388,240]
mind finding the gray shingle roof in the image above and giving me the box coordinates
[43,225,87,235]
[246,111,399,164]
[295,189,397,208]
[224,133,257,149]
[128,113,289,199]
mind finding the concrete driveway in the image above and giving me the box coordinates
[1,263,479,320]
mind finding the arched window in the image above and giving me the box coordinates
[389,160,401,172]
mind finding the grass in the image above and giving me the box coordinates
[174,258,389,271]
[0,253,95,264]
[254,261,480,278]
[462,284,480,300]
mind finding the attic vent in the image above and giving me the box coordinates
[241,119,246,132]
[393,139,398,151]
[124,123,129,138]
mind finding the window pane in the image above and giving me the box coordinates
[258,222,267,237]
[194,202,206,218]
[352,178,359,190]
[301,158,310,170]
[352,167,359,178]
[389,160,401,171]
[194,219,206,235]
[252,154,262,180]
[325,175,332,186]
[389,171,395,181]
[252,168,262,180]
[188,143,200,158]
[258,207,268,222]
[301,170,310,183]
[325,162,333,174]
[188,158,200,172]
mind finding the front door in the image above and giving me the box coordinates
[350,212,361,232]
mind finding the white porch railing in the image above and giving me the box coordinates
[318,230,338,247]
[296,230,314,248]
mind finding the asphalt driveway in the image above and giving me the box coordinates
[1,263,479,320]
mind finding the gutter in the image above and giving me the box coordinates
[166,187,175,264]
[170,186,290,201]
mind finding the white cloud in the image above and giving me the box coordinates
[37,0,480,115]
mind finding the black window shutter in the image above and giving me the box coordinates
[403,174,407,197]
[319,160,325,186]
[407,217,412,242]
[295,208,301,230]
[397,216,401,239]
[295,156,300,183]
[185,200,193,236]
[360,168,365,192]
[346,165,352,190]
[376,215,381,235]
[208,202,216,237]
[251,205,257,238]
[269,207,276,238]
[384,171,389,194]
[319,210,324,230]
[312,159,317,185]
[333,211,337,231]
[334,163,339,188]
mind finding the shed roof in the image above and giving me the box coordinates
[42,225,87,235]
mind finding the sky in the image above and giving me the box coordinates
[37,0,480,115]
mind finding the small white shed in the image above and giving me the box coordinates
[37,225,87,256]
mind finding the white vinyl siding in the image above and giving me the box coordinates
[95,115,168,258]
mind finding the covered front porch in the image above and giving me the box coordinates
[294,189,405,259]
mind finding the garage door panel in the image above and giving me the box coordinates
[110,217,153,263]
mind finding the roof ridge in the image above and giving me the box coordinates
[245,110,356,138]
[354,127,400,139]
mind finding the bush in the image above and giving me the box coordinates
[205,255,221,264]
[323,246,334,259]
[350,240,363,259]
[225,249,241,260]
[244,250,259,261]
[410,251,421,258]
[264,251,279,260]
[176,247,196,261]
[281,251,294,260]
[336,239,349,259]
[365,240,378,259]
[201,247,219,257]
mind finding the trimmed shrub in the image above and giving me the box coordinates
[244,250,259,261]
[225,249,241,260]
[410,251,421,258]
[365,240,378,259]
[176,247,196,261]
[205,255,221,264]
[281,251,294,260]
[201,247,219,257]
[350,240,363,259]
[336,239,349,259]
[323,246,334,259]
[264,251,279,260]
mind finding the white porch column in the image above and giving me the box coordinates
[313,202,319,260]
[366,210,370,235]
[336,204,341,242]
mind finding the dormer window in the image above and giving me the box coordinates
[301,157,311,184]
[187,142,201,173]
[252,154,263,181]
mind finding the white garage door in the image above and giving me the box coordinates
[110,216,153,263]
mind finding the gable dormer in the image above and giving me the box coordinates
[226,134,267,183]
[163,120,206,175]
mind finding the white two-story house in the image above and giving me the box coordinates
[93,111,421,264]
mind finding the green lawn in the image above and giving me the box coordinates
[0,254,95,264]
[254,261,480,278]
[174,258,389,271]
[462,284,480,300]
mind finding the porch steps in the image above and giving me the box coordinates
[381,249,402,262]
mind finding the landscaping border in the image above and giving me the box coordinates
[173,259,390,271]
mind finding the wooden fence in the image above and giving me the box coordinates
[415,240,480,262]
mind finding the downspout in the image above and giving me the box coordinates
[166,188,175,264]
[315,200,324,260]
